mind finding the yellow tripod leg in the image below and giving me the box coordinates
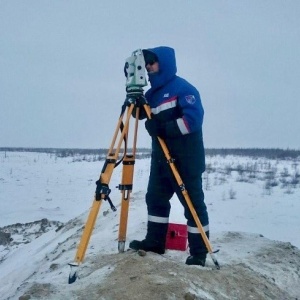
[74,197,102,263]
[72,152,120,266]
[143,104,220,269]
[68,197,103,284]
[118,154,135,252]
[118,106,139,252]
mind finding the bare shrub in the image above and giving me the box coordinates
[229,188,237,199]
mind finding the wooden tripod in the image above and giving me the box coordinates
[68,93,219,284]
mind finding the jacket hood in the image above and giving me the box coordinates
[143,46,177,90]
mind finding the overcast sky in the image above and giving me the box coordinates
[1,1,299,149]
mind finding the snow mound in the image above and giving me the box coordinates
[1,216,299,300]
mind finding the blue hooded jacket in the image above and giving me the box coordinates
[144,46,205,173]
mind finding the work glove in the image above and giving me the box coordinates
[145,118,165,137]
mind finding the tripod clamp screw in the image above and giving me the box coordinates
[95,180,111,200]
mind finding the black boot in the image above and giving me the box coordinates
[185,254,206,266]
[129,239,165,254]
[187,229,209,266]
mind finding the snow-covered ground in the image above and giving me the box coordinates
[0,150,299,299]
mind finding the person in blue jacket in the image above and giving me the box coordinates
[129,46,209,266]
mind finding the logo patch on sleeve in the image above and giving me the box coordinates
[185,95,196,104]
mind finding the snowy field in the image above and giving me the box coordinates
[0,150,300,299]
[1,150,299,247]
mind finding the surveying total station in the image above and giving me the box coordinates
[68,49,220,284]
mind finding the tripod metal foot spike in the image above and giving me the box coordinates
[68,263,79,284]
[118,241,126,253]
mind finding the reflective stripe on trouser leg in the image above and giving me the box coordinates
[145,214,169,248]
[187,225,210,256]
[148,215,169,224]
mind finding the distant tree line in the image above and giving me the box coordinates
[205,148,300,159]
[1,147,300,160]
[0,147,152,159]
[0,147,108,156]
